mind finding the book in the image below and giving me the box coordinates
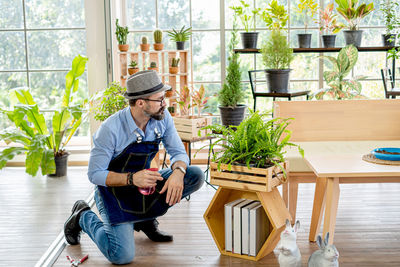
[224,198,245,252]
[241,201,261,255]
[249,203,270,256]
[233,199,255,254]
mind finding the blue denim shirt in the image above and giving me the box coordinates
[88,107,189,186]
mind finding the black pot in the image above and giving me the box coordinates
[218,105,247,127]
[176,41,185,50]
[240,32,259,49]
[382,34,397,47]
[297,33,312,48]
[48,153,69,177]
[343,30,363,47]
[322,35,336,48]
[265,69,291,93]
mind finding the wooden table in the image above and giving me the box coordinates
[305,154,400,244]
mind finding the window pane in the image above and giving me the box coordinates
[158,0,189,29]
[127,0,156,30]
[0,72,27,108]
[28,30,86,69]
[192,0,220,29]
[360,80,385,99]
[193,31,221,81]
[0,0,23,29]
[0,32,26,70]
[29,71,88,110]
[25,0,85,28]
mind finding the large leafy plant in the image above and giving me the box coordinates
[203,109,303,177]
[313,45,366,100]
[260,0,289,32]
[0,55,88,176]
[230,0,261,32]
[296,0,319,32]
[319,3,343,35]
[335,0,374,31]
[91,82,127,122]
[261,30,294,70]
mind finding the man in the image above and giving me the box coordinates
[64,70,204,264]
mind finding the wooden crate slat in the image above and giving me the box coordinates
[210,171,268,184]
[210,162,269,175]
[210,178,267,192]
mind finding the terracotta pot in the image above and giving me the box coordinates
[128,68,139,75]
[140,43,150,51]
[118,44,129,52]
[148,67,159,72]
[153,43,164,51]
[169,67,178,74]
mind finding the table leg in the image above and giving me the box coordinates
[282,182,288,207]
[323,177,340,244]
[309,178,327,242]
[289,179,298,223]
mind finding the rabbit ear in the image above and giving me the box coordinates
[316,235,325,249]
[285,219,291,228]
[294,220,300,232]
[324,232,330,246]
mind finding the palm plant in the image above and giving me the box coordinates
[166,26,192,42]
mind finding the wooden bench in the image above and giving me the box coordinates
[273,99,400,222]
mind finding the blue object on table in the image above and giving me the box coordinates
[372,147,400,161]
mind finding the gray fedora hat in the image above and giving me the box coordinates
[124,70,171,100]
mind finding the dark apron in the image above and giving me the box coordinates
[97,128,170,225]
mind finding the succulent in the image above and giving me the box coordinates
[171,58,180,67]
[153,29,163,43]
[166,26,192,42]
[150,61,157,68]
[115,19,129,45]
[129,60,138,68]
[141,36,148,44]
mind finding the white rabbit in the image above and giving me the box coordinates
[308,232,339,267]
[277,219,301,267]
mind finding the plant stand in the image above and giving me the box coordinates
[204,162,291,261]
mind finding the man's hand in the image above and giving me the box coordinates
[132,169,163,188]
[159,170,184,206]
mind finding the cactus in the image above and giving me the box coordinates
[141,36,148,44]
[115,19,129,45]
[129,60,138,68]
[171,58,180,67]
[154,29,163,43]
[150,62,157,68]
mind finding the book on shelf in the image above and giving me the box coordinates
[233,199,255,254]
[224,198,245,252]
[241,201,261,255]
[249,203,270,257]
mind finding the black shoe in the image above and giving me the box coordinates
[134,219,173,242]
[64,200,90,245]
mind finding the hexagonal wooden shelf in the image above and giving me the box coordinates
[203,162,291,261]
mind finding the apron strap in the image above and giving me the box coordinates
[134,130,143,143]
[154,127,161,139]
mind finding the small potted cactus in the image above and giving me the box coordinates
[128,60,139,75]
[115,19,129,52]
[140,36,150,51]
[169,58,180,74]
[148,61,158,72]
[153,29,164,51]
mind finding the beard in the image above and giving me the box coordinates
[144,106,165,120]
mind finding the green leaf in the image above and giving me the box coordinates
[41,149,55,175]
[323,71,339,83]
[25,134,48,176]
[10,88,36,105]
[0,129,31,146]
[0,147,27,169]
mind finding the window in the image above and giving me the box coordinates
[0,0,88,136]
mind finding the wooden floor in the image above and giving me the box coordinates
[55,178,400,266]
[1,166,400,266]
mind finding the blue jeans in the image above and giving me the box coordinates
[79,166,204,265]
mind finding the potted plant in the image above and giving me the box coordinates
[319,3,343,47]
[218,16,246,127]
[335,0,374,47]
[148,61,158,72]
[153,29,164,51]
[379,0,400,47]
[115,19,129,52]
[296,0,318,48]
[260,0,289,32]
[261,30,294,93]
[312,45,366,100]
[169,58,180,74]
[0,55,88,177]
[173,85,211,140]
[166,26,192,50]
[140,36,150,51]
[128,60,139,75]
[230,0,261,49]
[91,82,127,122]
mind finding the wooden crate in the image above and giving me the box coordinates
[173,116,211,140]
[210,161,289,192]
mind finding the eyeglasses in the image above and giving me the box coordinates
[141,98,166,106]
